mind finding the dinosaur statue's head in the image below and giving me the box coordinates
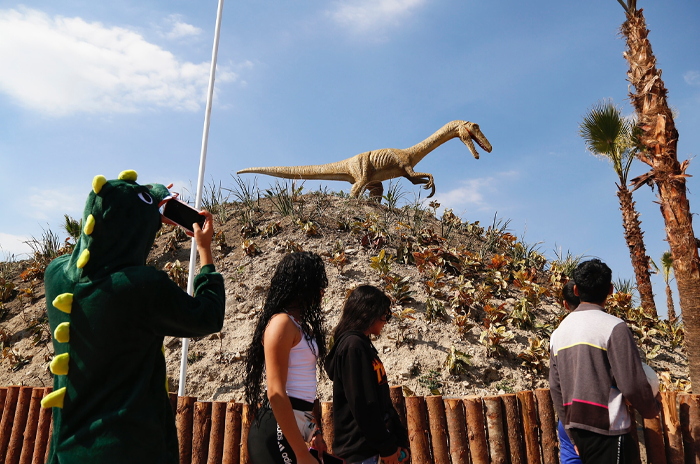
[458,122,492,160]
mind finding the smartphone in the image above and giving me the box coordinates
[161,198,206,233]
[309,448,345,464]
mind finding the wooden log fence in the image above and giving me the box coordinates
[2,386,699,464]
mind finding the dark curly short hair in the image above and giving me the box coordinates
[573,259,612,304]
[562,281,580,310]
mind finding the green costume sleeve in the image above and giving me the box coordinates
[43,170,226,464]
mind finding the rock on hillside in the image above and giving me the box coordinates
[0,188,690,401]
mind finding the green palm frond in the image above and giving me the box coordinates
[616,0,637,13]
[661,251,674,283]
[579,100,636,184]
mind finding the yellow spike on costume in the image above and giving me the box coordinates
[77,249,90,269]
[84,215,95,235]
[54,322,70,343]
[118,170,138,181]
[93,175,107,194]
[50,353,70,375]
[53,293,73,314]
[41,387,66,409]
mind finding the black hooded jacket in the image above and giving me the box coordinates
[324,331,408,462]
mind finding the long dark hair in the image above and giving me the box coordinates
[244,252,328,417]
[331,285,391,342]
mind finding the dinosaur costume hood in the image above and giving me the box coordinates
[63,170,171,281]
[43,170,226,464]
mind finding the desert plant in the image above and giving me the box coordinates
[201,178,231,225]
[550,247,586,278]
[518,337,549,372]
[479,322,514,357]
[242,240,261,257]
[453,315,475,335]
[283,240,304,253]
[389,308,416,347]
[480,214,514,257]
[483,302,509,325]
[382,179,407,212]
[21,227,67,280]
[440,208,462,241]
[164,260,188,289]
[383,274,414,306]
[370,249,394,277]
[511,298,535,329]
[418,369,442,395]
[297,219,319,236]
[261,221,282,238]
[423,265,447,298]
[228,175,260,211]
[63,214,82,244]
[265,180,305,218]
[450,275,475,315]
[443,345,472,375]
[425,297,447,323]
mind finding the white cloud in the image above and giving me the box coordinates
[430,171,519,214]
[684,71,700,86]
[0,233,33,259]
[26,187,85,221]
[328,0,426,33]
[0,8,236,116]
[163,15,202,40]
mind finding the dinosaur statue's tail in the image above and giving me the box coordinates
[237,161,354,183]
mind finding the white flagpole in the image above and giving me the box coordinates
[178,0,225,397]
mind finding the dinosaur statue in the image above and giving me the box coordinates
[237,120,492,198]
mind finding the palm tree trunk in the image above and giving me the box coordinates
[666,283,677,325]
[622,8,700,388]
[617,184,657,317]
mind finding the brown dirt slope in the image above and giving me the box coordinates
[0,189,689,402]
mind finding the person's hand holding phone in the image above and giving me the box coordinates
[193,211,214,266]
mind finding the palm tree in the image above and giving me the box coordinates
[579,100,657,318]
[661,251,677,325]
[617,0,700,386]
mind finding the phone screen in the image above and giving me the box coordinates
[162,199,206,233]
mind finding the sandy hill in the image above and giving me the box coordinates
[0,185,690,401]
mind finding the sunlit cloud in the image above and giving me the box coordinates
[328,0,426,34]
[430,171,519,214]
[163,15,202,40]
[0,8,236,116]
[684,71,700,86]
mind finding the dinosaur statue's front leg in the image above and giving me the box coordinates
[403,166,435,198]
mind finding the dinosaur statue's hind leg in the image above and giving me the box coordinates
[366,181,383,198]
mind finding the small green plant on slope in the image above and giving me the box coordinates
[480,321,514,358]
[382,179,407,212]
[383,274,414,306]
[419,369,442,395]
[265,180,305,218]
[440,208,462,241]
[370,249,394,277]
[518,337,549,372]
[388,308,416,348]
[443,345,472,375]
[425,297,447,323]
[201,178,231,225]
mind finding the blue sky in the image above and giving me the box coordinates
[1,0,699,317]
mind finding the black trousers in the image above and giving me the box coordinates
[248,406,297,464]
[569,429,640,464]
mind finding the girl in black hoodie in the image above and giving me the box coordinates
[324,286,409,464]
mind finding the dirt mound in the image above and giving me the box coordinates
[0,189,689,401]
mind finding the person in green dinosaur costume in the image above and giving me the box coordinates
[42,170,226,463]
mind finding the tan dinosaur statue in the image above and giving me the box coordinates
[237,120,492,198]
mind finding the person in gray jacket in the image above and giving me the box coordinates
[549,259,659,463]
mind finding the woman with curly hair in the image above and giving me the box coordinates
[244,252,329,464]
[324,285,409,464]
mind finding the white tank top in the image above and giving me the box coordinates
[285,315,318,402]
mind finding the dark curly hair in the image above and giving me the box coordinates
[562,281,580,310]
[573,258,612,304]
[243,252,328,418]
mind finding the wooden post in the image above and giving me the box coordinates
[661,391,684,464]
[644,413,668,464]
[390,386,408,432]
[18,388,43,464]
[177,396,197,464]
[170,392,178,415]
[680,395,700,464]
[502,393,526,464]
[7,386,33,464]
[517,391,541,464]
[32,388,52,464]
[463,396,489,464]
[534,389,558,464]
[192,401,212,464]
[444,398,469,464]
[483,396,508,464]
[425,396,450,464]
[240,404,253,464]
[0,386,20,460]
[222,402,242,464]
[0,388,6,424]
[208,401,227,464]
[321,402,334,455]
[406,396,431,464]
